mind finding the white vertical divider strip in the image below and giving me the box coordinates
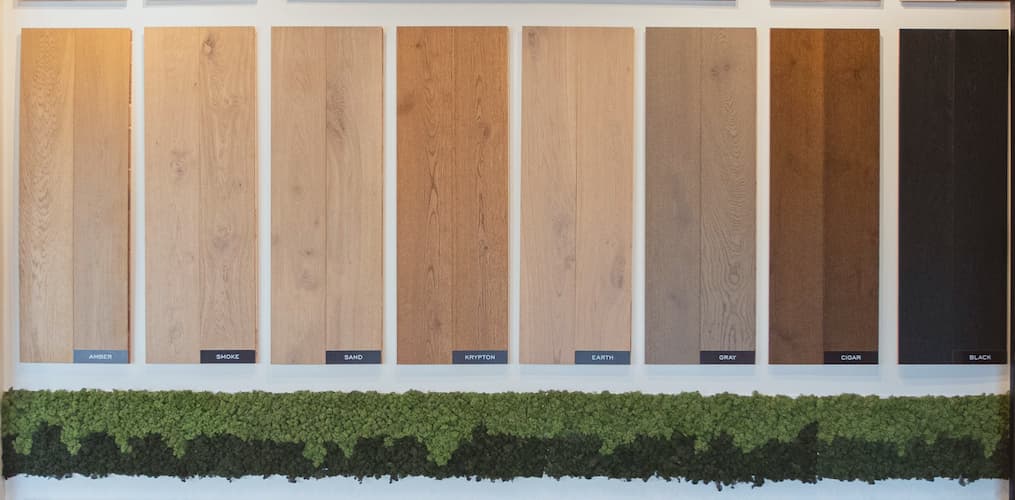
[131,0,146,366]
[632,25,646,369]
[508,25,522,370]
[257,16,273,368]
[383,23,398,371]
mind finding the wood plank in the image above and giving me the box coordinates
[72,29,131,354]
[325,28,385,354]
[397,27,455,364]
[19,29,75,363]
[645,28,701,365]
[520,27,577,364]
[451,27,509,355]
[899,30,1008,364]
[197,27,257,352]
[820,29,879,355]
[574,28,633,355]
[898,29,955,363]
[146,28,202,363]
[699,28,756,357]
[770,29,879,364]
[271,27,327,364]
[645,28,756,364]
[769,29,827,365]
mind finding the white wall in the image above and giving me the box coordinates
[1,0,1010,498]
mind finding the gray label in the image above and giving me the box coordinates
[575,351,630,365]
[73,350,129,364]
[452,350,507,364]
[326,350,382,364]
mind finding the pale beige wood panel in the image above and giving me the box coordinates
[520,27,577,364]
[573,28,634,354]
[396,27,455,364]
[451,27,509,354]
[271,27,327,364]
[72,29,131,353]
[644,28,702,364]
[197,27,258,352]
[145,28,202,363]
[325,27,384,353]
[699,28,756,353]
[19,29,75,363]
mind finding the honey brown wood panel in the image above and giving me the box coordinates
[770,29,880,365]
[271,27,384,364]
[397,27,508,364]
[645,28,756,365]
[20,28,131,363]
[521,27,633,364]
[146,27,257,363]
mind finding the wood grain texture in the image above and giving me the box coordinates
[20,28,131,363]
[521,27,633,364]
[271,27,384,364]
[899,30,1008,364]
[645,28,756,364]
[769,29,879,364]
[146,27,257,363]
[397,27,508,364]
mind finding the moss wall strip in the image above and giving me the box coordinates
[1,391,1009,486]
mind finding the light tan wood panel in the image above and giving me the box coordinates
[271,27,384,364]
[20,29,75,363]
[73,29,131,353]
[146,27,257,362]
[20,28,131,363]
[325,28,384,355]
[145,27,202,363]
[521,27,633,364]
[520,27,577,364]
[271,27,327,364]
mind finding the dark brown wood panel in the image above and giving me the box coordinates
[770,29,880,365]
[397,27,508,364]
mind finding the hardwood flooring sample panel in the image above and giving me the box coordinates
[20,28,131,364]
[271,27,383,365]
[521,27,633,365]
[769,29,879,365]
[645,28,756,365]
[396,27,508,365]
[146,27,257,364]
[899,30,1008,365]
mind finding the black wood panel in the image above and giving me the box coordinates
[899,29,1008,364]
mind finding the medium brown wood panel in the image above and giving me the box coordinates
[770,29,880,365]
[397,27,508,364]
[20,28,131,363]
[146,27,257,363]
[271,27,384,364]
[645,28,756,365]
[521,27,634,364]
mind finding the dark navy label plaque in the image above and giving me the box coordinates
[823,351,878,365]
[952,350,1006,364]
[73,350,128,364]
[575,351,630,365]
[452,350,507,364]
[326,350,382,364]
[700,351,755,365]
[200,350,256,364]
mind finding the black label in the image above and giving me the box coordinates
[200,350,256,364]
[452,350,507,364]
[823,351,878,365]
[326,350,381,364]
[700,351,755,365]
[952,350,1007,364]
[575,351,631,365]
